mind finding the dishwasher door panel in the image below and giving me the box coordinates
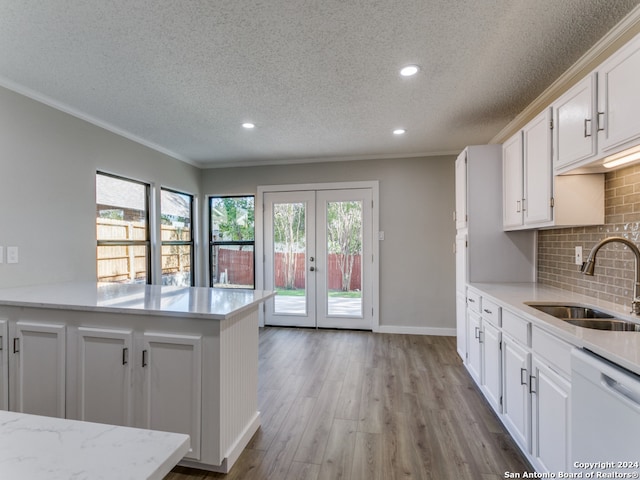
[571,349,640,473]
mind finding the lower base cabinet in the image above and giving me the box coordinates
[531,357,571,473]
[501,333,531,453]
[464,291,573,475]
[141,332,202,460]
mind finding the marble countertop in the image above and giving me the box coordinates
[470,282,640,376]
[0,410,189,480]
[0,282,275,320]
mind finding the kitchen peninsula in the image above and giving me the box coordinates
[0,282,275,473]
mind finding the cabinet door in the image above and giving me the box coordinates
[456,293,467,361]
[466,310,482,383]
[141,332,202,460]
[0,319,7,411]
[482,320,502,413]
[77,327,133,426]
[455,232,467,296]
[502,335,531,453]
[523,108,553,226]
[12,321,66,418]
[503,132,524,229]
[531,358,571,474]
[598,34,640,153]
[455,149,467,229]
[553,74,597,170]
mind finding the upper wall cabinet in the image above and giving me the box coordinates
[598,33,640,156]
[553,74,597,171]
[503,108,605,231]
[554,33,640,174]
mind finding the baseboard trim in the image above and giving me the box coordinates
[375,325,456,336]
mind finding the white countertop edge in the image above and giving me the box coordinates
[0,410,190,480]
[0,282,276,320]
[468,282,640,376]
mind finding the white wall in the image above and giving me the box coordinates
[0,86,201,288]
[200,157,456,333]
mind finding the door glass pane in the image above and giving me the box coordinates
[273,202,306,314]
[326,200,363,317]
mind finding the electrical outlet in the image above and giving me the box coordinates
[575,246,583,266]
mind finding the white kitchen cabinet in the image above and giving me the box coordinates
[503,109,604,231]
[523,108,554,226]
[455,150,467,229]
[597,33,640,156]
[456,292,467,360]
[553,74,597,171]
[0,319,7,411]
[502,332,531,453]
[531,357,571,474]
[11,321,66,418]
[482,317,502,413]
[141,332,202,460]
[503,133,524,229]
[466,309,482,384]
[73,327,133,426]
[456,144,535,363]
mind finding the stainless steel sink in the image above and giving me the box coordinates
[563,318,640,331]
[528,304,614,319]
[526,303,640,331]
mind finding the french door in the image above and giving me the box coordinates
[264,188,373,330]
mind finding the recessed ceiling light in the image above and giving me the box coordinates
[242,123,255,129]
[400,65,420,77]
[393,129,406,135]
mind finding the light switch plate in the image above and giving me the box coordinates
[7,246,18,264]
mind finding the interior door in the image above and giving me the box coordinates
[264,188,372,330]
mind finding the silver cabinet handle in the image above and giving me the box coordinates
[13,338,19,354]
[516,200,521,213]
[142,349,148,367]
[474,327,480,339]
[530,375,537,394]
[122,347,129,366]
[520,368,528,386]
[468,298,475,303]
[584,118,592,137]
[483,308,492,315]
[0,335,2,351]
[597,112,605,132]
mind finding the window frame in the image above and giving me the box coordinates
[96,171,151,284]
[160,187,195,287]
[209,195,256,289]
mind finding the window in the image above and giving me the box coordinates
[96,172,150,284]
[209,196,255,289]
[161,188,194,286]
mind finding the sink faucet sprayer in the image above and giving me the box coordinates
[580,236,640,315]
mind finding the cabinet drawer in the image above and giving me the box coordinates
[532,326,572,378]
[481,298,500,327]
[467,290,481,314]
[502,309,530,346]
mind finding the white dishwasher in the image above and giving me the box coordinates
[571,348,640,475]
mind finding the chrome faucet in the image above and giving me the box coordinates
[581,236,640,315]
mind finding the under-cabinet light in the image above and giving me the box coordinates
[603,145,640,169]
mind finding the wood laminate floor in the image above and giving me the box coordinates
[166,327,530,480]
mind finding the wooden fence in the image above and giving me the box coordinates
[215,249,361,291]
[97,219,191,283]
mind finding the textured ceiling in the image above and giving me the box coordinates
[0,0,638,168]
